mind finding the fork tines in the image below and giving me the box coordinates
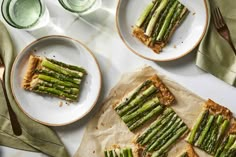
[212,7,226,29]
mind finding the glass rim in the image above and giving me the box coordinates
[58,0,95,13]
[1,0,44,29]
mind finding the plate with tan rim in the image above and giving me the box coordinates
[11,35,102,126]
[116,0,209,61]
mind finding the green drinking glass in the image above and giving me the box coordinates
[1,0,50,30]
[58,0,101,14]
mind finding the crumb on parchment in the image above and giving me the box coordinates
[59,101,63,107]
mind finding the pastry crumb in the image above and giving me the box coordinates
[192,12,196,15]
[59,101,63,107]
[174,45,177,48]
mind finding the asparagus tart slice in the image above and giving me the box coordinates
[22,55,86,102]
[114,75,175,131]
[186,99,232,155]
[133,0,189,53]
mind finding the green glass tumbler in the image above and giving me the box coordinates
[58,0,101,14]
[1,0,49,30]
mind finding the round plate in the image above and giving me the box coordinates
[116,0,209,61]
[11,35,102,126]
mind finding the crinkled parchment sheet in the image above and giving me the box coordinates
[75,66,212,157]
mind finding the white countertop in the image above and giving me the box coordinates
[1,0,236,157]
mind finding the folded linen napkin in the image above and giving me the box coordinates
[196,0,236,86]
[0,21,69,157]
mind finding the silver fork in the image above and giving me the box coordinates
[212,7,236,55]
[0,56,22,136]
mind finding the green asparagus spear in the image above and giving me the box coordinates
[38,74,79,88]
[205,121,219,153]
[38,80,79,95]
[109,150,114,157]
[104,150,109,157]
[214,119,230,153]
[201,115,221,151]
[207,115,224,153]
[122,97,159,123]
[142,0,162,30]
[195,115,215,147]
[145,0,169,36]
[34,86,78,100]
[117,85,157,116]
[129,105,164,131]
[127,148,133,157]
[115,80,152,111]
[151,126,188,157]
[163,4,184,41]
[151,0,176,43]
[120,151,124,157]
[136,0,156,27]
[136,108,174,143]
[41,59,83,78]
[122,148,129,157]
[187,110,209,144]
[156,0,178,41]
[36,69,81,85]
[147,118,182,151]
[46,58,86,74]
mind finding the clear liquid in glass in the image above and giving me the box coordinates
[3,0,49,30]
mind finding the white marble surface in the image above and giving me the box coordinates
[1,0,236,157]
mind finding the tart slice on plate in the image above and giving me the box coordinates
[22,55,87,102]
[133,0,189,53]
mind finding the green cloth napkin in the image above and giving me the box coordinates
[0,21,69,157]
[196,0,236,86]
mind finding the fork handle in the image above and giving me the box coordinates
[1,80,22,136]
[228,38,236,55]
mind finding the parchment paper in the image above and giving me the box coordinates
[75,66,212,157]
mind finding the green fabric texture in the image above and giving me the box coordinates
[0,21,69,157]
[196,0,236,86]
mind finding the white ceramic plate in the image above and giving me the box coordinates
[11,35,102,126]
[116,0,209,61]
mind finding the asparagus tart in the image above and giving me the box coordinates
[186,99,232,155]
[114,75,175,131]
[136,107,189,157]
[22,55,86,102]
[133,0,189,53]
